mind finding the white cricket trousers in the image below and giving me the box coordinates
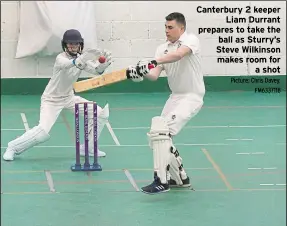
[161,93,203,136]
[39,95,104,134]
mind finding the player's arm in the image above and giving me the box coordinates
[156,45,191,65]
[143,65,163,81]
[56,49,103,70]
[143,46,190,81]
[137,35,200,77]
[133,46,165,81]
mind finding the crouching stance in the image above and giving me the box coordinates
[3,29,112,161]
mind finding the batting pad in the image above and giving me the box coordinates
[148,116,172,184]
[168,146,188,185]
[8,125,50,154]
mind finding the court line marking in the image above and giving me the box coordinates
[0,143,230,149]
[106,121,121,146]
[1,129,25,131]
[201,148,233,191]
[20,113,29,131]
[112,124,286,130]
[1,188,286,195]
[4,173,286,185]
[123,169,140,192]
[44,170,56,192]
[1,105,285,113]
[236,152,265,155]
[3,170,285,191]
[226,138,253,141]
[1,167,213,174]
[260,184,286,186]
[2,124,286,131]
[248,167,277,170]
[1,141,285,149]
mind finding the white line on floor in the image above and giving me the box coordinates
[44,170,56,192]
[123,169,140,192]
[2,124,286,131]
[20,113,29,131]
[236,152,265,155]
[260,184,286,186]
[111,124,286,130]
[1,129,25,131]
[226,138,253,141]
[0,143,230,149]
[248,167,277,170]
[105,121,121,146]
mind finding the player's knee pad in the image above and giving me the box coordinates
[8,125,50,155]
[168,146,188,185]
[147,116,172,184]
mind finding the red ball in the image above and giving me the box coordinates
[98,56,106,63]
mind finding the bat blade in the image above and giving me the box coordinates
[73,68,128,93]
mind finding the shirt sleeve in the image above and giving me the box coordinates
[181,34,200,54]
[55,54,75,69]
[154,46,164,69]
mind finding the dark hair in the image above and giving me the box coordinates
[165,12,186,30]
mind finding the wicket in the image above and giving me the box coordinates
[71,102,102,172]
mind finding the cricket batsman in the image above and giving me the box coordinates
[128,12,206,194]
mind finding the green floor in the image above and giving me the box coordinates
[1,92,286,226]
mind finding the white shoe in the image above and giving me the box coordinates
[3,147,16,161]
[79,144,106,157]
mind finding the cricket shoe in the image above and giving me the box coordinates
[168,176,192,188]
[2,147,16,161]
[141,174,170,195]
[79,144,106,157]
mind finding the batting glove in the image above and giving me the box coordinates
[136,59,157,76]
[127,65,143,82]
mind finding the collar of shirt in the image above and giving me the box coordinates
[166,31,188,47]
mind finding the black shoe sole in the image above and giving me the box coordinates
[140,188,170,195]
[169,184,191,188]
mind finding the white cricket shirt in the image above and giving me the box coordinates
[155,32,205,100]
[42,52,81,99]
[42,52,100,100]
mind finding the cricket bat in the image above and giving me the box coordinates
[73,64,155,93]
[73,68,129,93]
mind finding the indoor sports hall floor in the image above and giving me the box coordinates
[1,91,286,226]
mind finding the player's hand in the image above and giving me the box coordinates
[136,59,157,76]
[96,49,112,74]
[73,48,102,70]
[127,65,143,82]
